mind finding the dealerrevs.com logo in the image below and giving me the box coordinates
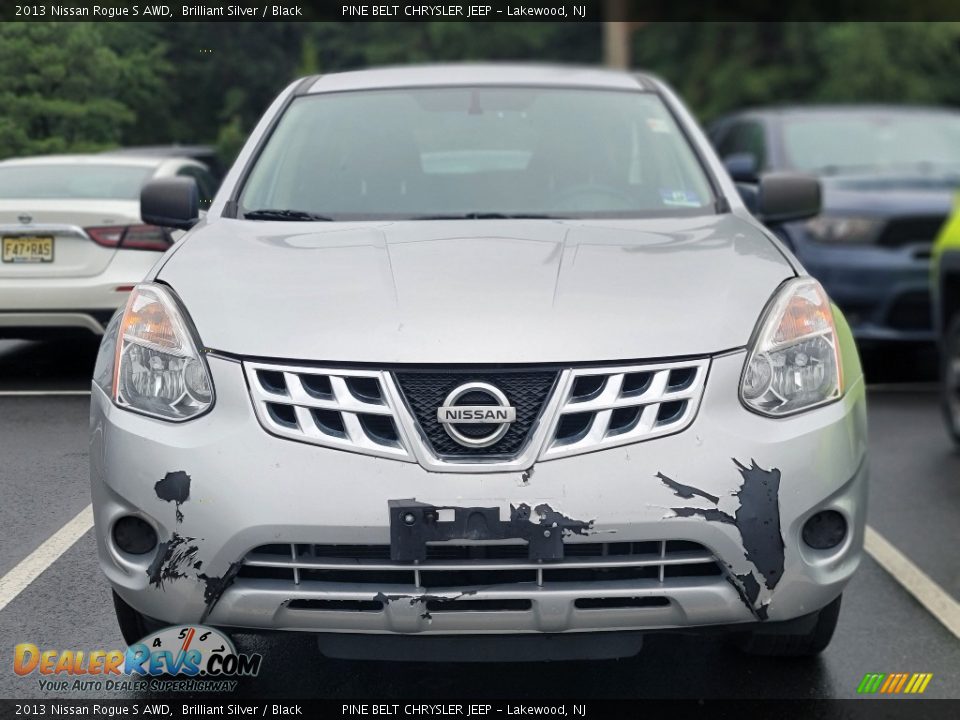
[14,625,262,693]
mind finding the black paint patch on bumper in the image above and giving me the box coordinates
[154,471,192,524]
[731,459,785,593]
[146,533,199,590]
[197,560,244,623]
[658,458,785,620]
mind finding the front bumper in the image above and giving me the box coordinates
[91,350,868,637]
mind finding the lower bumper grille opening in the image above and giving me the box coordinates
[237,540,725,615]
[299,569,411,584]
[542,566,659,583]
[287,599,384,612]
[420,569,537,587]
[424,599,532,613]
[574,596,670,610]
[240,565,295,580]
[664,562,723,578]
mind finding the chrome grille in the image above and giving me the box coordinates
[244,362,414,461]
[242,358,710,467]
[541,359,709,459]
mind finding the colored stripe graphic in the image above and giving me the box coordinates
[857,674,885,694]
[894,674,909,693]
[857,673,932,694]
[880,674,897,693]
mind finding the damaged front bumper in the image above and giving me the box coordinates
[90,349,868,639]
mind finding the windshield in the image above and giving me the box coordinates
[0,164,153,200]
[239,87,716,220]
[782,111,960,174]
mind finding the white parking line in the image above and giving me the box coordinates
[0,504,94,613]
[0,390,91,396]
[865,524,960,639]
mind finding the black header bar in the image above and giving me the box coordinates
[7,0,960,22]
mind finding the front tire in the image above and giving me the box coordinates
[941,315,960,447]
[112,590,163,646]
[737,594,842,657]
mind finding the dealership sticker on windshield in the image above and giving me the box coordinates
[646,118,671,133]
[660,189,702,208]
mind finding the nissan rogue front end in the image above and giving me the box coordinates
[90,65,867,661]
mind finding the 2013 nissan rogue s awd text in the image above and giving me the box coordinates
[90,65,867,661]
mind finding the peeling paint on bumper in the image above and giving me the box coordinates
[90,350,868,636]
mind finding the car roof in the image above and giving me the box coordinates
[0,153,169,168]
[306,63,651,94]
[103,145,215,158]
[725,104,960,120]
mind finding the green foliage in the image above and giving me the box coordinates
[0,23,171,157]
[215,115,246,168]
[2,22,960,161]
[813,23,960,105]
[633,22,960,122]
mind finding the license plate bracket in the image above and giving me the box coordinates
[388,499,594,563]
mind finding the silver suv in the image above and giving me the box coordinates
[91,65,867,661]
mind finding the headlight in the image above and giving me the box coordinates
[805,216,880,243]
[112,283,214,421]
[740,278,843,417]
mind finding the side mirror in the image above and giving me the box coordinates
[141,178,199,230]
[723,153,759,183]
[756,172,821,224]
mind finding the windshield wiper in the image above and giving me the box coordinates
[244,209,334,221]
[412,212,566,220]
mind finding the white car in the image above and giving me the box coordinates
[0,154,217,338]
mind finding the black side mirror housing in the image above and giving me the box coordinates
[141,178,199,230]
[755,172,821,224]
[723,153,759,183]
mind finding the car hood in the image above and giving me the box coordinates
[158,215,794,364]
[820,173,960,217]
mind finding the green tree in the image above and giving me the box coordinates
[813,23,960,105]
[0,23,171,158]
[632,22,960,123]
[7,21,960,164]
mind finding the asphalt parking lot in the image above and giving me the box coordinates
[0,338,957,700]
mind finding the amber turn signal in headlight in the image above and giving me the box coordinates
[112,284,213,421]
[741,278,842,417]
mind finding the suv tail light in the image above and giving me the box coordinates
[86,225,172,252]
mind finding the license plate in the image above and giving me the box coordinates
[2,236,54,263]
